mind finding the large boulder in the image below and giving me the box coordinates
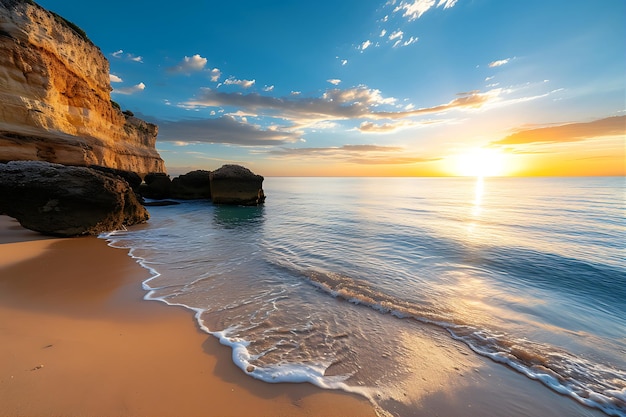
[138,172,171,199]
[0,160,149,237]
[171,170,212,199]
[209,164,265,206]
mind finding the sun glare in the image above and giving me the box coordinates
[453,148,508,177]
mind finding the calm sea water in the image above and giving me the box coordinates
[104,177,625,417]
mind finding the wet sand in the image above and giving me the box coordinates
[0,216,376,417]
[0,215,607,417]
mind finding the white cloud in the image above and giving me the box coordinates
[110,49,143,63]
[210,68,222,82]
[341,59,348,66]
[113,82,146,95]
[222,77,256,89]
[383,29,418,48]
[323,86,397,106]
[401,36,419,46]
[360,40,372,50]
[380,29,387,37]
[109,74,123,83]
[389,30,404,41]
[394,0,458,21]
[169,54,208,74]
[327,79,342,85]
[263,85,275,92]
[489,58,510,68]
[438,0,458,9]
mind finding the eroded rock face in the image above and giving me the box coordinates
[0,0,165,176]
[0,160,149,237]
[209,164,265,206]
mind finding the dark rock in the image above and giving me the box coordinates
[170,170,211,199]
[0,160,149,237]
[89,165,142,191]
[139,172,171,199]
[209,164,265,206]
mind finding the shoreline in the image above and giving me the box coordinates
[0,215,376,417]
[0,215,610,417]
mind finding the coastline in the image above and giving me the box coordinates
[0,215,375,417]
[0,215,610,417]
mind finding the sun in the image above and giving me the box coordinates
[453,148,508,177]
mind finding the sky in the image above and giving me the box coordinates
[36,0,625,177]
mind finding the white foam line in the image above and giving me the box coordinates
[99,232,385,413]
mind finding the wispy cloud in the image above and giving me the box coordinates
[157,115,299,146]
[490,116,626,146]
[183,86,492,126]
[488,58,510,68]
[111,50,143,63]
[268,144,440,165]
[168,54,208,74]
[113,82,146,95]
[360,40,373,51]
[394,0,459,21]
[389,30,404,41]
[109,74,123,83]
[327,79,342,85]
[221,77,256,89]
[359,120,417,133]
[399,36,419,47]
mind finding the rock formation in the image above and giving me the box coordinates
[137,165,264,206]
[0,0,165,177]
[138,172,171,200]
[209,165,265,206]
[0,160,149,237]
[171,170,211,199]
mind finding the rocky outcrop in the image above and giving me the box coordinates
[0,160,149,236]
[138,172,171,200]
[209,165,265,206]
[171,170,211,199]
[137,165,264,205]
[0,0,165,177]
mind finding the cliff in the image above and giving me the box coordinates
[0,0,165,177]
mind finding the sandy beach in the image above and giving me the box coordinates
[0,215,376,417]
[0,214,608,417]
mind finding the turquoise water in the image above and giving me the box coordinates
[104,177,626,416]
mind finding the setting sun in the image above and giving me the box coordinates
[453,148,509,177]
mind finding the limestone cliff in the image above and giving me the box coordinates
[0,0,165,177]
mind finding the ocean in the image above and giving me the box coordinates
[103,177,625,417]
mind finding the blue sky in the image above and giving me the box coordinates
[37,0,625,176]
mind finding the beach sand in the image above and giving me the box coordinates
[0,216,376,417]
[0,215,606,417]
